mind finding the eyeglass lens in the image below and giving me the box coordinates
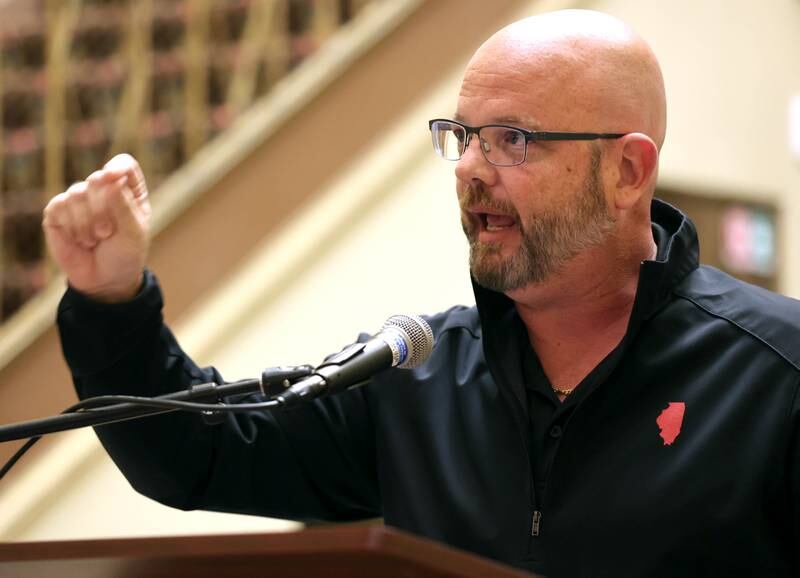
[431,121,526,166]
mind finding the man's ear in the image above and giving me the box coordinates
[613,133,658,210]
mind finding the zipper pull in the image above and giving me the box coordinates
[531,510,542,536]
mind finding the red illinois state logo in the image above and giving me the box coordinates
[656,402,685,446]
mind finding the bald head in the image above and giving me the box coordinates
[466,10,667,149]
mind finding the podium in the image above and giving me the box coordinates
[0,525,540,577]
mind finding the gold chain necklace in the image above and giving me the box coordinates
[552,387,574,397]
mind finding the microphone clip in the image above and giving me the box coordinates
[260,365,315,399]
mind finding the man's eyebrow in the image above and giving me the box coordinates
[494,115,542,130]
[451,113,542,130]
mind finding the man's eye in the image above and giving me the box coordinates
[502,130,523,145]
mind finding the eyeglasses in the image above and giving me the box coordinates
[428,118,626,167]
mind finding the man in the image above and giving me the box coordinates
[44,9,799,578]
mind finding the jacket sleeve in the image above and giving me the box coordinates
[57,269,381,521]
[790,379,800,563]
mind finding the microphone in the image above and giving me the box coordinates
[272,315,434,407]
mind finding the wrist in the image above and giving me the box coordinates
[73,271,146,304]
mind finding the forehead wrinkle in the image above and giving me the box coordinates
[459,68,532,101]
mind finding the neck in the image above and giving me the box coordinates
[508,234,656,391]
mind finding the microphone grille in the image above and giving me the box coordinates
[381,314,435,369]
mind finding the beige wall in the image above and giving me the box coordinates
[589,0,800,296]
[3,0,799,542]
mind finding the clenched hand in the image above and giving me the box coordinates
[43,154,151,303]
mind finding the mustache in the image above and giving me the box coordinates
[459,184,519,219]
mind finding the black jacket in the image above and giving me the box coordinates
[59,200,800,577]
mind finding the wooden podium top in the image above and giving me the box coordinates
[0,525,541,578]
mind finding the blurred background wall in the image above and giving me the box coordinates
[0,0,798,542]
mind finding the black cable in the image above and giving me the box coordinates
[69,395,280,413]
[0,397,90,483]
[0,394,280,484]
[0,436,41,482]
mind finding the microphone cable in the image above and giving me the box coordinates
[0,379,284,484]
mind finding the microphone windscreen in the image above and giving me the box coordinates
[381,315,434,369]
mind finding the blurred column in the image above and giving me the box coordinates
[264,0,291,88]
[310,0,340,42]
[183,0,211,159]
[109,0,153,174]
[227,0,280,118]
[44,0,82,200]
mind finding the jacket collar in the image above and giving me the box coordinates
[473,199,700,407]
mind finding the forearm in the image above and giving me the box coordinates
[58,269,225,507]
[56,270,381,519]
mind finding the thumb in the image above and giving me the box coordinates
[103,153,149,209]
[107,178,148,238]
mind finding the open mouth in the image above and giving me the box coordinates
[473,210,517,233]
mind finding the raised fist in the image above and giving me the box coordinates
[43,154,151,303]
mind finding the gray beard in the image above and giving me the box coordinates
[465,149,615,292]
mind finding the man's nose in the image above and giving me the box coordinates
[454,137,496,185]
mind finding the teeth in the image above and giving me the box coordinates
[483,212,516,231]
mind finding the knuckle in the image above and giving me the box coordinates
[44,193,69,217]
[43,207,66,229]
[65,181,88,196]
[42,203,55,221]
[46,191,66,208]
[106,153,136,170]
[86,170,106,184]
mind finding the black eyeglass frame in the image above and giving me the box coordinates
[428,118,627,166]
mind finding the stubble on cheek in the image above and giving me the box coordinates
[461,147,616,292]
